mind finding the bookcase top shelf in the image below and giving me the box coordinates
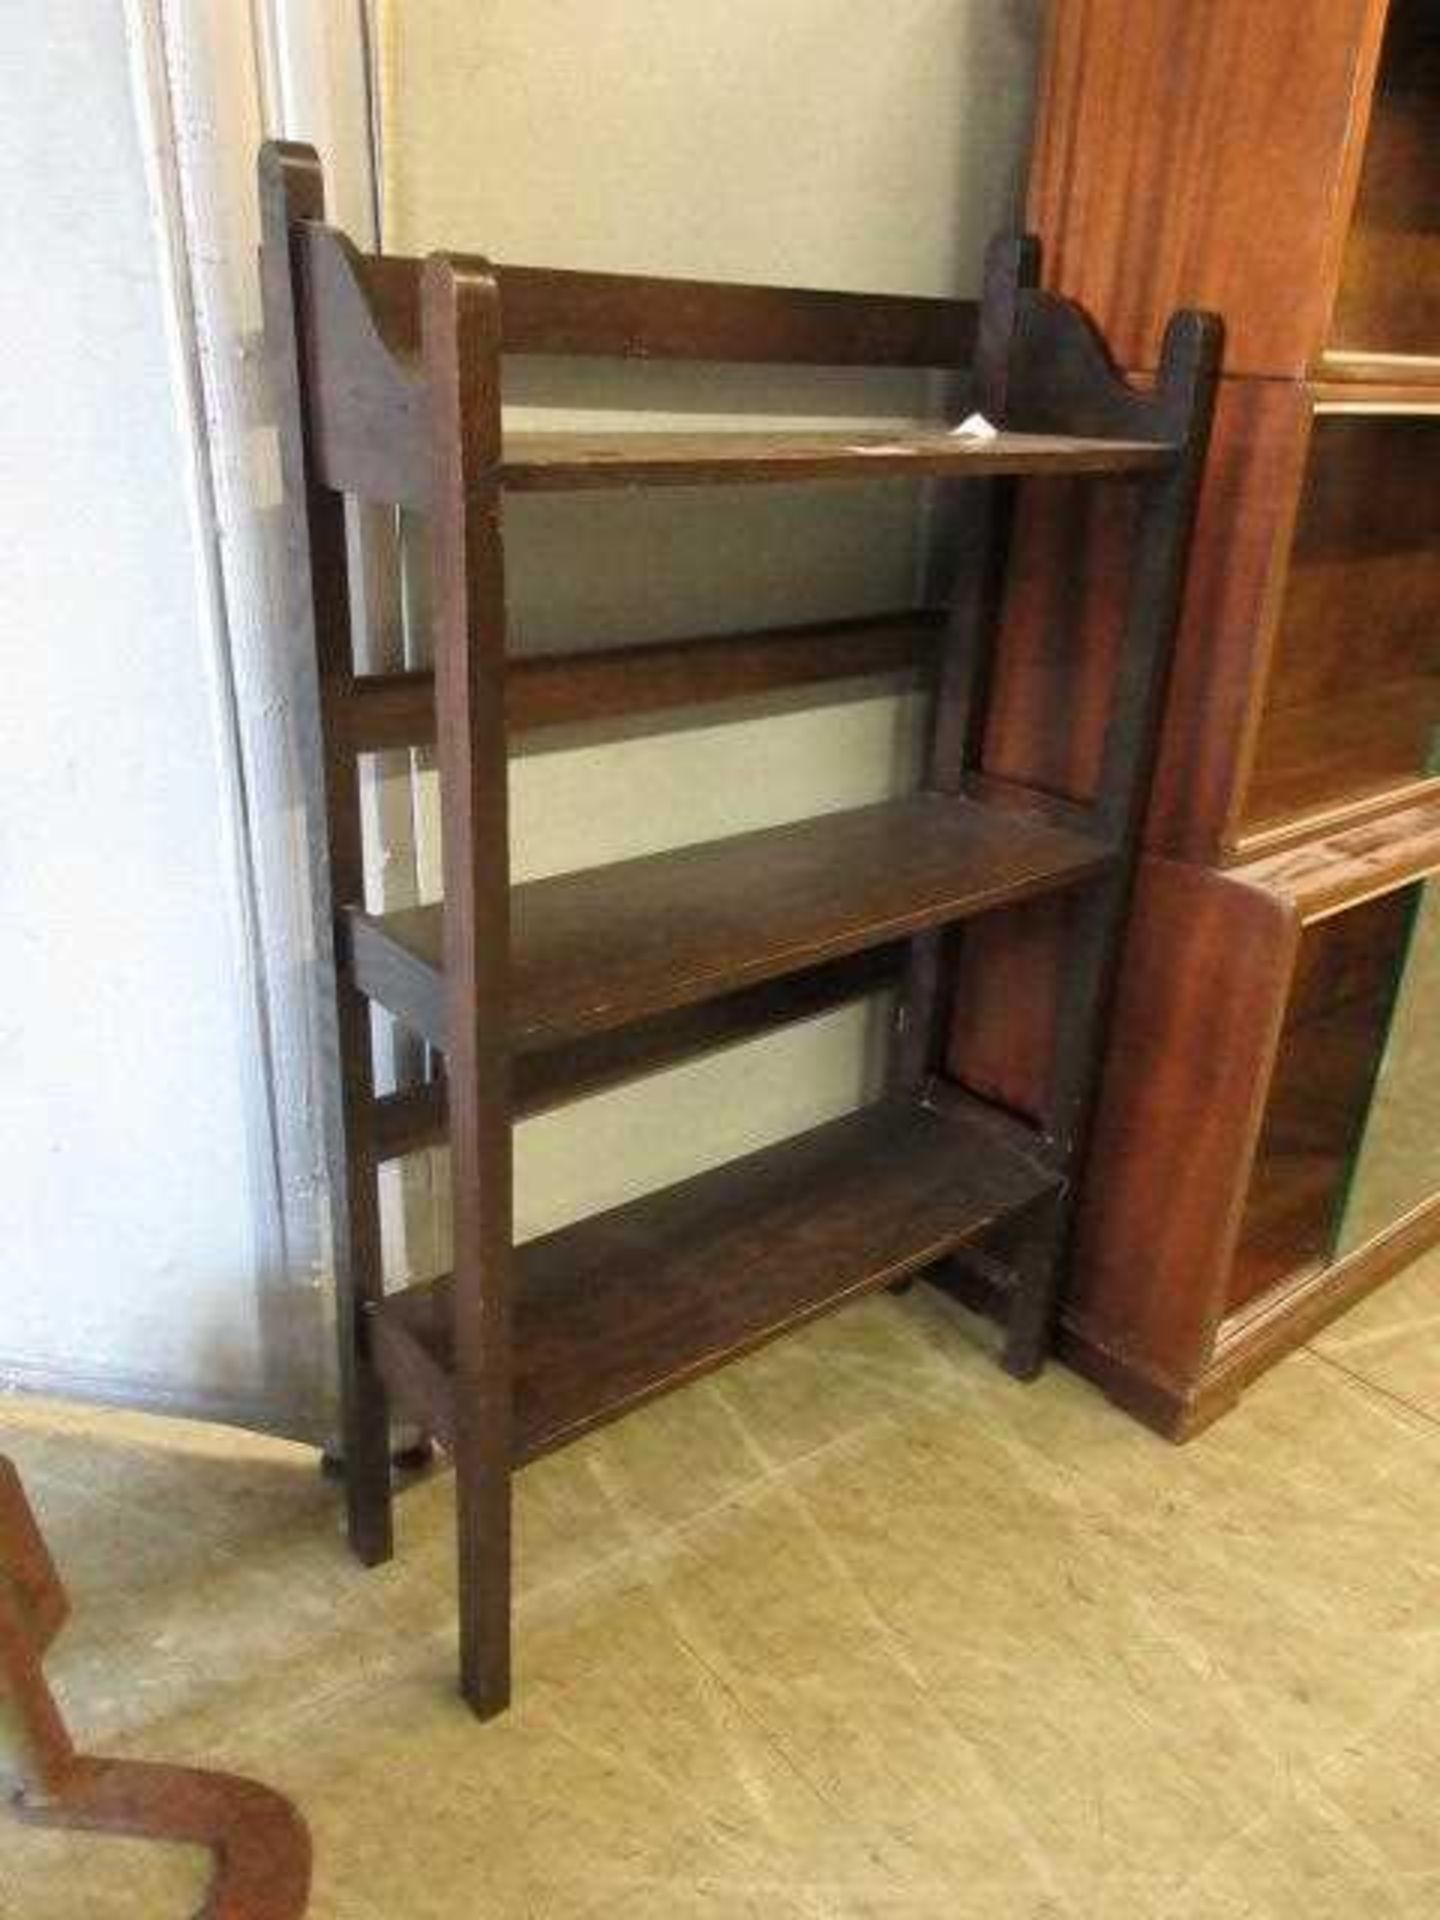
[283,204,1196,510]
[498,426,1174,491]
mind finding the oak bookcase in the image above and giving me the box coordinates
[947,0,1440,1437]
[260,139,1214,1712]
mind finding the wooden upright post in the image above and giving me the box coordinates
[421,255,516,1718]
[259,142,394,1564]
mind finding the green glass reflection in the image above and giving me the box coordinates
[1334,877,1440,1255]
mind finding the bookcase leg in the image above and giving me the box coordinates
[341,1350,395,1569]
[1001,1199,1067,1382]
[334,995,394,1569]
[422,253,516,1720]
[456,1447,511,1719]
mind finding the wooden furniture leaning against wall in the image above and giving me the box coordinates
[259,139,1217,1717]
[0,1458,311,1918]
[948,0,1440,1437]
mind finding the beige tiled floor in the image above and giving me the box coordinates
[3,1255,1438,1919]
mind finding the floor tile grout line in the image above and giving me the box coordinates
[1301,1344,1440,1436]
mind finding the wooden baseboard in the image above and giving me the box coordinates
[1056,1320,1232,1441]
[1061,1191,1440,1441]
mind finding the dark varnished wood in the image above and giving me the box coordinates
[1,1458,311,1919]
[893,236,1037,1098]
[372,1090,1060,1461]
[260,143,394,1566]
[265,137,1215,1704]
[496,426,1174,492]
[345,794,1111,1055]
[297,223,432,509]
[945,297,1220,1247]
[370,947,903,1160]
[291,226,1177,507]
[292,219,984,507]
[343,610,942,751]
[421,254,516,1718]
[492,262,977,366]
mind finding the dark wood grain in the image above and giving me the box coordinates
[298,223,432,509]
[259,142,395,1566]
[344,794,1111,1055]
[421,253,516,1719]
[493,261,977,366]
[497,426,1174,492]
[369,947,903,1161]
[984,376,1313,861]
[893,236,1035,1098]
[298,228,978,368]
[372,1091,1060,1462]
[343,609,942,751]
[945,297,1220,1191]
[267,130,1217,1697]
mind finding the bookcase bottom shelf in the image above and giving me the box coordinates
[372,1089,1059,1464]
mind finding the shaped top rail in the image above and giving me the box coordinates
[298,222,980,370]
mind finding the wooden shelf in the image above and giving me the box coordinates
[264,137,1217,1711]
[498,426,1176,492]
[345,793,1110,1053]
[372,1090,1060,1463]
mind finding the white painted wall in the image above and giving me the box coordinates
[376,1,1042,1258]
[0,2,1040,1437]
[0,8,287,1426]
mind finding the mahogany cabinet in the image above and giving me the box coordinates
[949,0,1440,1435]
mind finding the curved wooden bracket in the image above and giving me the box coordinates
[1,1457,311,1920]
[1006,274,1222,448]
